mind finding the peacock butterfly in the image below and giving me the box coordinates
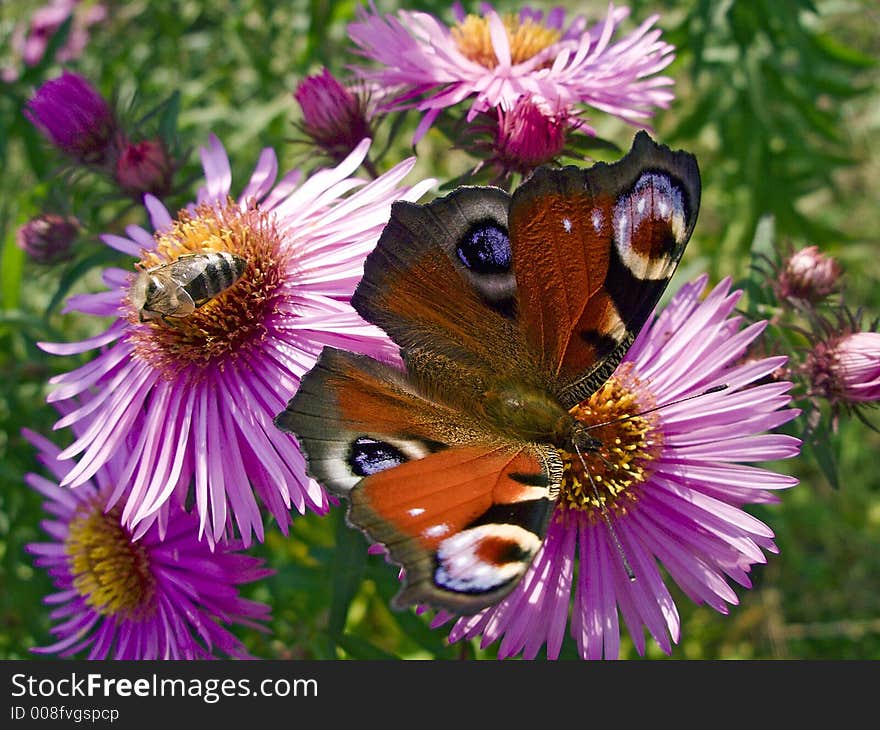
[275,131,701,614]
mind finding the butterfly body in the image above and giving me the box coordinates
[276,131,701,615]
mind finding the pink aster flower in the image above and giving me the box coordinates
[23,417,272,660]
[349,2,675,142]
[39,135,435,546]
[433,275,801,659]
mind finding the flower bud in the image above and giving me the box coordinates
[492,98,569,175]
[806,332,880,405]
[24,71,116,165]
[775,245,842,303]
[16,214,78,264]
[294,68,373,162]
[114,138,174,198]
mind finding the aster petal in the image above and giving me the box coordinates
[615,519,679,654]
[272,138,370,222]
[239,147,279,204]
[631,507,739,610]
[100,233,142,257]
[144,194,174,231]
[119,382,178,527]
[576,522,621,659]
[39,321,126,356]
[199,133,233,203]
[58,365,158,487]
[260,167,303,210]
[193,386,211,541]
[128,383,194,520]
[487,11,511,68]
[125,223,156,250]
[63,290,124,317]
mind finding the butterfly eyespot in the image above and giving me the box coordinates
[348,437,408,476]
[456,222,512,274]
[434,524,541,594]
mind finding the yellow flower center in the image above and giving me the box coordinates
[452,13,562,69]
[126,199,288,379]
[66,503,155,619]
[556,372,661,521]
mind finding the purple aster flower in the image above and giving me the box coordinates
[429,275,801,659]
[17,213,79,264]
[294,68,374,166]
[349,2,675,142]
[24,70,117,165]
[39,135,435,546]
[23,415,272,660]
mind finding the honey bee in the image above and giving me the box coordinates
[130,251,248,323]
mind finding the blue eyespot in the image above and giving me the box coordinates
[456,222,511,274]
[348,437,407,476]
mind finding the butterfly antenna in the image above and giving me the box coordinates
[573,442,636,582]
[585,384,728,433]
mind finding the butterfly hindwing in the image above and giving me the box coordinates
[274,347,562,613]
[352,444,561,613]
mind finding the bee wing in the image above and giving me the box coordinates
[161,254,212,286]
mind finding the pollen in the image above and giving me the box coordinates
[126,199,288,379]
[452,13,561,69]
[66,502,156,619]
[556,373,662,519]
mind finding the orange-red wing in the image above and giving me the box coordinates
[350,444,560,614]
[275,347,487,499]
[275,347,562,614]
[508,132,701,407]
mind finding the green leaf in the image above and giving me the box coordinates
[805,423,840,490]
[1,223,25,310]
[809,32,876,69]
[327,508,368,639]
[335,633,399,660]
[158,91,182,142]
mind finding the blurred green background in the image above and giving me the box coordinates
[1,0,878,659]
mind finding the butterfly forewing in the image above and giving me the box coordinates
[508,131,701,407]
[350,187,543,407]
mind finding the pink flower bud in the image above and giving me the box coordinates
[776,245,842,303]
[16,214,78,264]
[294,68,372,162]
[491,98,568,175]
[114,138,173,197]
[806,332,880,405]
